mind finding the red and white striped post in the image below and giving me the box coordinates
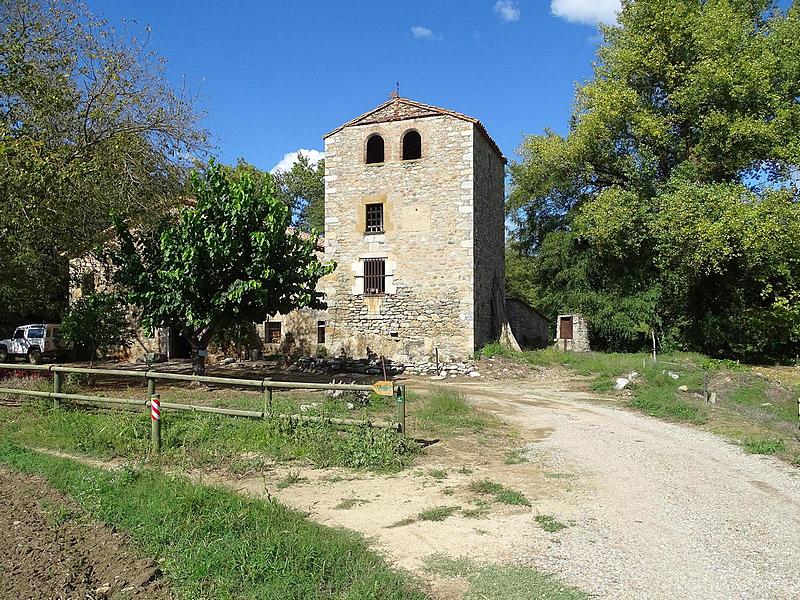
[150,393,161,453]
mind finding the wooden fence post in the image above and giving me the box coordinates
[52,371,62,410]
[396,385,406,437]
[150,393,161,454]
[147,377,156,399]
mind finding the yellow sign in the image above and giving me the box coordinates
[372,381,394,396]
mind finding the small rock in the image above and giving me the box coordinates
[468,371,481,378]
[346,402,355,410]
[429,375,447,380]
[614,377,630,390]
[95,584,112,597]
[678,385,689,392]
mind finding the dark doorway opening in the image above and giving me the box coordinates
[169,327,192,358]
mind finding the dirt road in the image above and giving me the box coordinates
[458,379,800,600]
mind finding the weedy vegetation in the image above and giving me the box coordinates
[468,479,531,507]
[425,554,587,600]
[535,515,568,533]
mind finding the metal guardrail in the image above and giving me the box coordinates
[0,363,407,451]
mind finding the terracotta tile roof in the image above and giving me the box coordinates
[324,96,506,163]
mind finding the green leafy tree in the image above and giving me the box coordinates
[107,162,335,375]
[273,153,325,232]
[0,0,207,331]
[61,293,134,366]
[509,0,800,361]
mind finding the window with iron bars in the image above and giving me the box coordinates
[363,258,386,295]
[265,321,282,343]
[365,203,384,233]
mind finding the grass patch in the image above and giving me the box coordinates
[0,401,419,471]
[468,479,530,507]
[462,499,491,519]
[387,505,460,528]
[0,441,424,599]
[503,449,527,465]
[742,437,787,455]
[386,517,418,529]
[628,384,707,424]
[276,469,305,489]
[425,554,587,600]
[39,499,78,527]
[627,370,707,424]
[416,388,490,433]
[428,468,448,480]
[418,505,460,522]
[535,515,568,533]
[334,498,369,510]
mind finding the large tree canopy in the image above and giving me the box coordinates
[107,162,334,374]
[508,0,800,361]
[0,0,206,331]
[273,153,325,233]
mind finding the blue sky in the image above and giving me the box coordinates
[91,1,620,172]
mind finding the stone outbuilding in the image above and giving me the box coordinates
[554,313,590,352]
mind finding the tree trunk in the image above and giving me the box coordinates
[184,326,213,376]
[192,351,206,376]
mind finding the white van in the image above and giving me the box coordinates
[0,324,64,364]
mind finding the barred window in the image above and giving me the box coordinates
[366,203,384,233]
[265,322,282,343]
[317,320,326,344]
[363,258,386,295]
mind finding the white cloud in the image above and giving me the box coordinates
[411,25,437,39]
[270,149,324,174]
[494,0,521,22]
[551,0,620,25]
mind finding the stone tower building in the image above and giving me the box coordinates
[321,96,506,361]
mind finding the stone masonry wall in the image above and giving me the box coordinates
[506,298,549,349]
[323,114,476,361]
[472,128,506,350]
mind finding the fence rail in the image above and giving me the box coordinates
[0,362,407,451]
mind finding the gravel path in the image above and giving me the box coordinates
[462,381,800,600]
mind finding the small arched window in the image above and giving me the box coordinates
[366,134,384,164]
[402,130,422,160]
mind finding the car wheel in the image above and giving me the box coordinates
[0,345,8,363]
[28,347,42,365]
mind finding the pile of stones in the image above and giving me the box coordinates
[287,356,481,378]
